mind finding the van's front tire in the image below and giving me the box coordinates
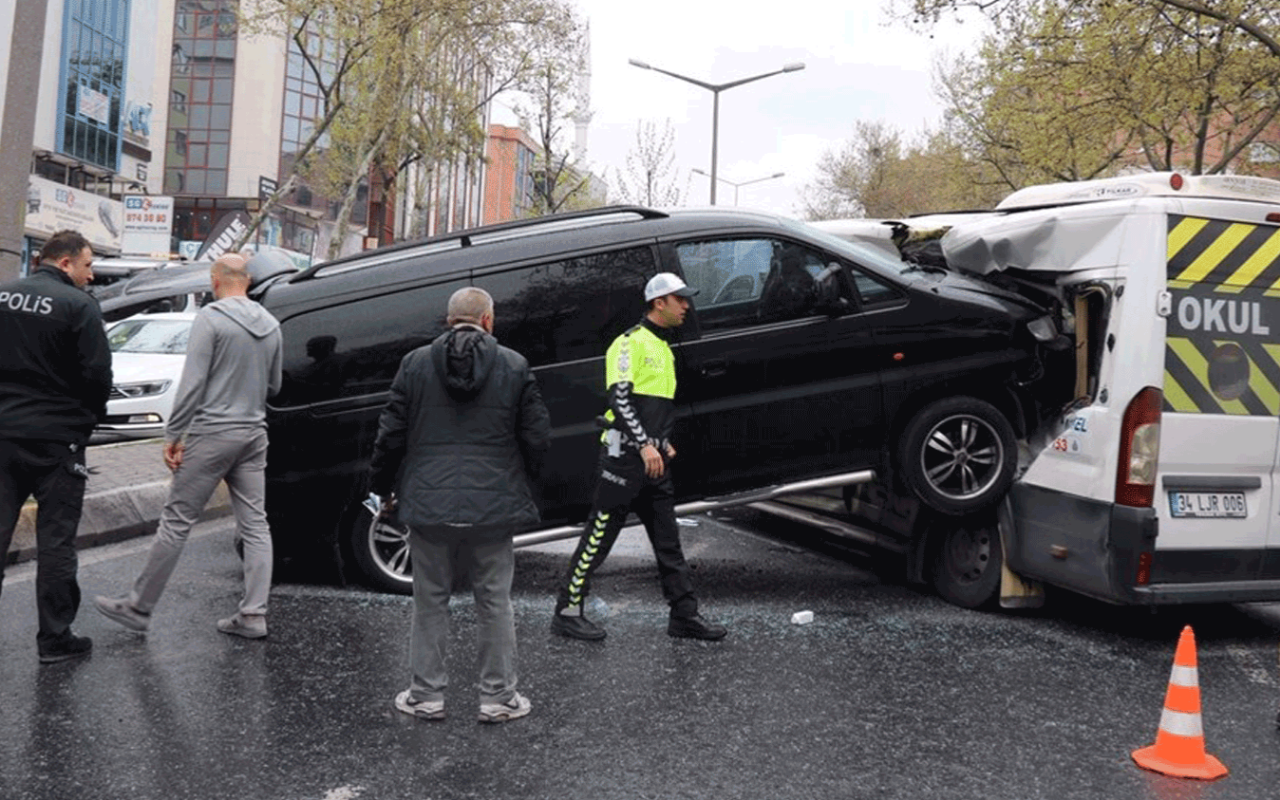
[350,506,414,595]
[899,396,1017,516]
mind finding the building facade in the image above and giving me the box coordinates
[5,0,174,269]
[483,124,538,224]
[0,0,497,273]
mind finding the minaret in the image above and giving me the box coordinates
[572,22,593,163]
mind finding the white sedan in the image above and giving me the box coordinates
[98,312,196,439]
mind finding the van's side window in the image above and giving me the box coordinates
[676,238,828,331]
[475,247,653,368]
[277,280,466,406]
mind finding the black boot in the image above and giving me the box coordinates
[552,607,606,641]
[667,614,726,641]
[39,633,93,664]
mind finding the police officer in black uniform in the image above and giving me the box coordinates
[551,272,726,642]
[0,230,112,663]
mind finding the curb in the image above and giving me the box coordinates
[6,480,232,565]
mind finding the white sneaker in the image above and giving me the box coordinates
[395,689,445,720]
[478,692,531,724]
[94,595,150,632]
[216,613,267,639]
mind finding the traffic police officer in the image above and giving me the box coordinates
[0,230,112,663]
[552,272,726,641]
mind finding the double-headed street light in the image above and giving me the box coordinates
[691,169,785,206]
[629,58,805,205]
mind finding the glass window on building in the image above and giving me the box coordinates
[164,0,236,197]
[280,22,336,215]
[58,0,130,172]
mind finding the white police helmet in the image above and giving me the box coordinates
[643,272,699,302]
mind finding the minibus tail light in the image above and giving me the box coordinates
[1116,387,1162,507]
[1135,551,1153,585]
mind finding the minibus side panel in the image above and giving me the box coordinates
[1007,483,1156,603]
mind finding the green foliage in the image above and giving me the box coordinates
[510,4,594,215]
[236,0,585,251]
[897,0,1280,184]
[801,121,1004,219]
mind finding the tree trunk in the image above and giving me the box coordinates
[326,127,391,261]
[233,100,346,253]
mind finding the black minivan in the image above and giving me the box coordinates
[215,206,1067,593]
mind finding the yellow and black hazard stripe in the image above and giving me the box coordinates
[1164,215,1280,415]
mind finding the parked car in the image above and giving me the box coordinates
[98,312,196,439]
[118,207,1071,594]
[96,262,213,323]
[95,254,295,323]
[87,256,188,299]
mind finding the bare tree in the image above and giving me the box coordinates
[611,120,682,207]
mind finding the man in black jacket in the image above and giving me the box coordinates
[0,230,112,663]
[369,287,550,724]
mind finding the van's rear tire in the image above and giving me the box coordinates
[899,396,1016,516]
[350,506,414,595]
[932,514,1001,609]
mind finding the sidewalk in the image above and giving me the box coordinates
[4,438,230,565]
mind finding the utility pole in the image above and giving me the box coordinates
[0,0,49,281]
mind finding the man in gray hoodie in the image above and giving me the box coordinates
[95,253,283,639]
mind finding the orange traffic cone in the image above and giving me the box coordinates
[1132,625,1228,780]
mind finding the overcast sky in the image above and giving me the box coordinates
[496,1,990,218]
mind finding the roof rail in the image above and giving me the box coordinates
[997,171,1280,210]
[295,205,668,281]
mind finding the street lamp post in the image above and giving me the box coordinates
[691,169,785,206]
[629,58,804,205]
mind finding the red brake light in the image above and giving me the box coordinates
[1169,173,1184,191]
[1116,387,1162,507]
[1135,551,1153,585]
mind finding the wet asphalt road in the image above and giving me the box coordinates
[4,508,1280,800]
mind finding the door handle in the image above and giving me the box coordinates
[700,360,728,378]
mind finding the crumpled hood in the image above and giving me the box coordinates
[927,269,1048,314]
[208,296,280,339]
[431,327,496,401]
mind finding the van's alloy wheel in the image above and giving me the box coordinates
[899,396,1017,516]
[351,508,414,594]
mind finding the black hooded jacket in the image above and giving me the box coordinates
[369,325,551,538]
[0,266,112,442]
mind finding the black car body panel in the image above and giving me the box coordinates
[131,207,1055,585]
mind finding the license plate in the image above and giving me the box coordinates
[1168,491,1247,518]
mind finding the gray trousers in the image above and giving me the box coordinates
[407,531,517,706]
[130,428,273,616]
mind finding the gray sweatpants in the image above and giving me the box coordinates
[130,428,273,616]
[407,531,517,707]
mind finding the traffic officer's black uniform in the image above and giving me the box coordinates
[553,274,725,641]
[0,264,112,661]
